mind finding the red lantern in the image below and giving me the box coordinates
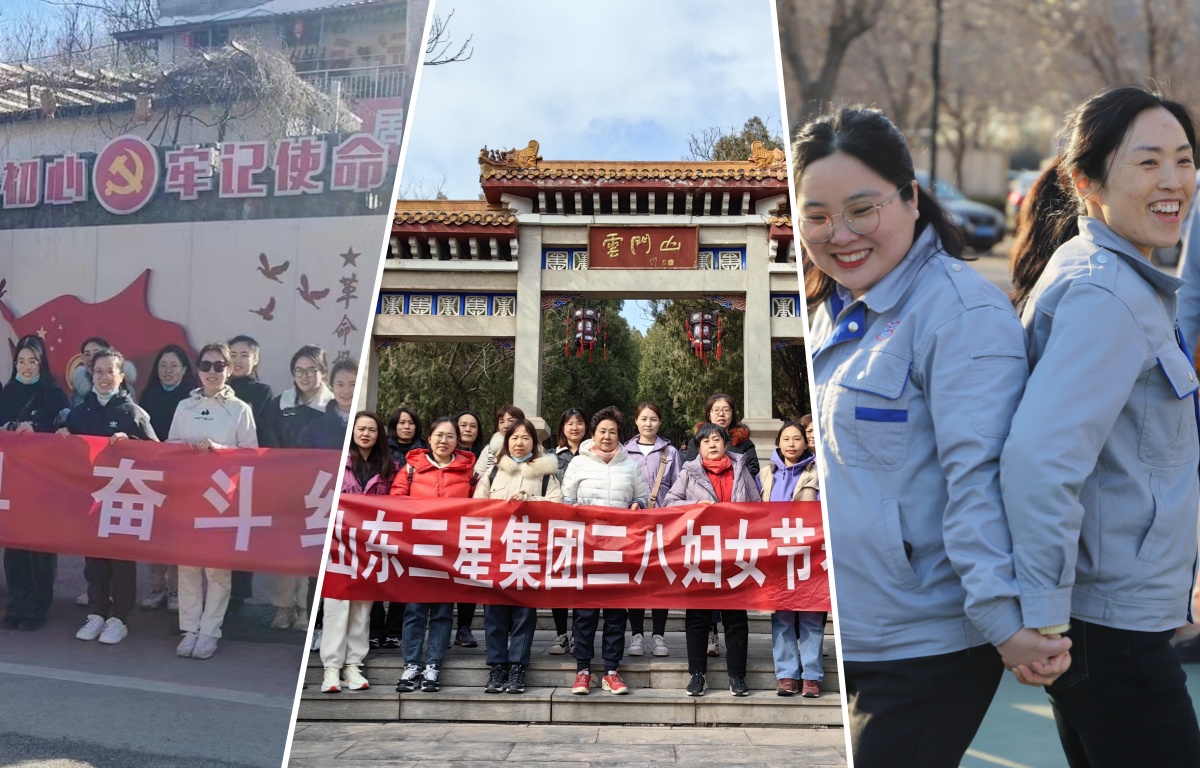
[687,310,721,364]
[565,307,606,362]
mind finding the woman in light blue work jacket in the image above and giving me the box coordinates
[794,106,1070,768]
[1002,86,1200,767]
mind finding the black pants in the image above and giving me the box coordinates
[686,609,747,676]
[1047,620,1200,768]
[371,601,405,640]
[230,570,253,602]
[552,607,569,635]
[845,644,1003,768]
[84,557,136,621]
[3,549,56,624]
[457,602,476,630]
[629,608,668,637]
[572,607,626,672]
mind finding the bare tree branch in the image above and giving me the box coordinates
[425,10,472,66]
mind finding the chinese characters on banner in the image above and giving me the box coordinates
[587,226,699,269]
[0,132,394,212]
[0,433,337,575]
[322,496,829,611]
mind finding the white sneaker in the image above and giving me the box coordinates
[141,587,168,610]
[192,634,219,659]
[167,590,179,612]
[342,664,370,690]
[98,617,127,644]
[292,609,310,631]
[548,633,570,655]
[75,614,105,641]
[322,666,341,693]
[271,608,293,629]
[176,631,199,657]
[310,627,323,652]
[75,592,89,606]
[651,634,670,657]
[628,633,645,656]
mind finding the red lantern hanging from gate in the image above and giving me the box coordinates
[687,309,721,364]
[564,306,606,361]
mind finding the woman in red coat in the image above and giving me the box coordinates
[389,417,475,693]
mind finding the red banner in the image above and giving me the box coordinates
[0,432,337,575]
[322,496,829,611]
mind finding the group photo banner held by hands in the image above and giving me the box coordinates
[322,496,829,611]
[0,432,338,575]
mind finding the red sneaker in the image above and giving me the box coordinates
[572,669,592,695]
[602,670,629,695]
[801,679,821,698]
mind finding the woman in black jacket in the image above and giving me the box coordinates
[60,347,158,645]
[1,336,70,631]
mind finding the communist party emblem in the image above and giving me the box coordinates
[93,135,160,214]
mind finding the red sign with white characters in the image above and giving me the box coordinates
[93,135,161,214]
[321,496,830,610]
[0,433,337,575]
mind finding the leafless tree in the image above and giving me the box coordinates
[425,10,472,66]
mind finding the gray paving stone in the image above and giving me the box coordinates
[338,740,516,762]
[595,727,753,745]
[440,724,600,743]
[286,741,354,759]
[288,762,417,768]
[743,728,847,747]
[506,743,677,763]
[677,744,846,764]
[290,722,455,741]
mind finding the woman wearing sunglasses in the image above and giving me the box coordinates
[795,107,1070,767]
[167,342,257,659]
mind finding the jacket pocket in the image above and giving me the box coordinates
[838,351,912,470]
[880,498,921,590]
[1139,348,1200,467]
[1136,471,1169,563]
[968,348,1027,438]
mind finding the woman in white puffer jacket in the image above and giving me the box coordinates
[168,342,257,660]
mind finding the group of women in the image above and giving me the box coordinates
[0,334,356,662]
[798,86,1200,767]
[317,395,824,700]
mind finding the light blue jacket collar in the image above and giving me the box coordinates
[1075,216,1184,296]
[833,225,944,317]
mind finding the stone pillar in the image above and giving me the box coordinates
[742,225,781,443]
[512,223,547,439]
[361,341,380,413]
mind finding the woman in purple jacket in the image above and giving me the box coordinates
[623,402,682,658]
[319,411,396,693]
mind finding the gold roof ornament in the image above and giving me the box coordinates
[479,140,542,176]
[749,141,787,170]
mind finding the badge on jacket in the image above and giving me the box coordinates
[876,320,901,341]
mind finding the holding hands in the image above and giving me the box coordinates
[997,627,1072,687]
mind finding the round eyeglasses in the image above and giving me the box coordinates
[800,186,907,243]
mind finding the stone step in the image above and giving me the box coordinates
[417,608,835,636]
[306,631,839,692]
[298,685,842,726]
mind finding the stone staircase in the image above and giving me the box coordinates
[298,610,842,727]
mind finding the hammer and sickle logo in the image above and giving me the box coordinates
[104,149,145,196]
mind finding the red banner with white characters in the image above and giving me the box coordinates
[0,433,337,575]
[321,496,829,611]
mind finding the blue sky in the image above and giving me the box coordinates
[401,0,786,331]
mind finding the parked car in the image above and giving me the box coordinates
[1006,170,1041,232]
[916,172,1006,253]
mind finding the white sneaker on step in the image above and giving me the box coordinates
[75,614,105,641]
[97,617,127,644]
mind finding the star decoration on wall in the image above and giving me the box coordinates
[340,246,360,267]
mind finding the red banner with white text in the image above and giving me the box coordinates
[0,432,337,574]
[321,496,829,611]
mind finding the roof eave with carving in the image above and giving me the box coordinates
[392,200,518,235]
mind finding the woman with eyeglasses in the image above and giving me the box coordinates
[167,342,257,659]
[1,335,69,632]
[262,344,333,632]
[796,106,1070,767]
[138,344,200,612]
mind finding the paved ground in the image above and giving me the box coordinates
[0,557,309,767]
[285,722,848,767]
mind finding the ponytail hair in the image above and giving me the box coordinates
[1010,86,1196,310]
[792,106,964,306]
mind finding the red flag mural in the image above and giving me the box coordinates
[0,270,195,389]
[0,432,336,574]
[322,496,830,611]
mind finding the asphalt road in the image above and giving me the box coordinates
[0,557,308,768]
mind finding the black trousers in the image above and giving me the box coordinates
[552,607,569,635]
[3,549,56,624]
[629,608,668,637]
[685,609,747,676]
[845,644,1003,768]
[457,602,476,629]
[1048,620,1200,768]
[572,607,626,672]
[84,557,136,621]
[371,601,405,640]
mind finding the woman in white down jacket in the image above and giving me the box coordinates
[560,406,648,696]
[168,342,257,660]
[474,418,562,694]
